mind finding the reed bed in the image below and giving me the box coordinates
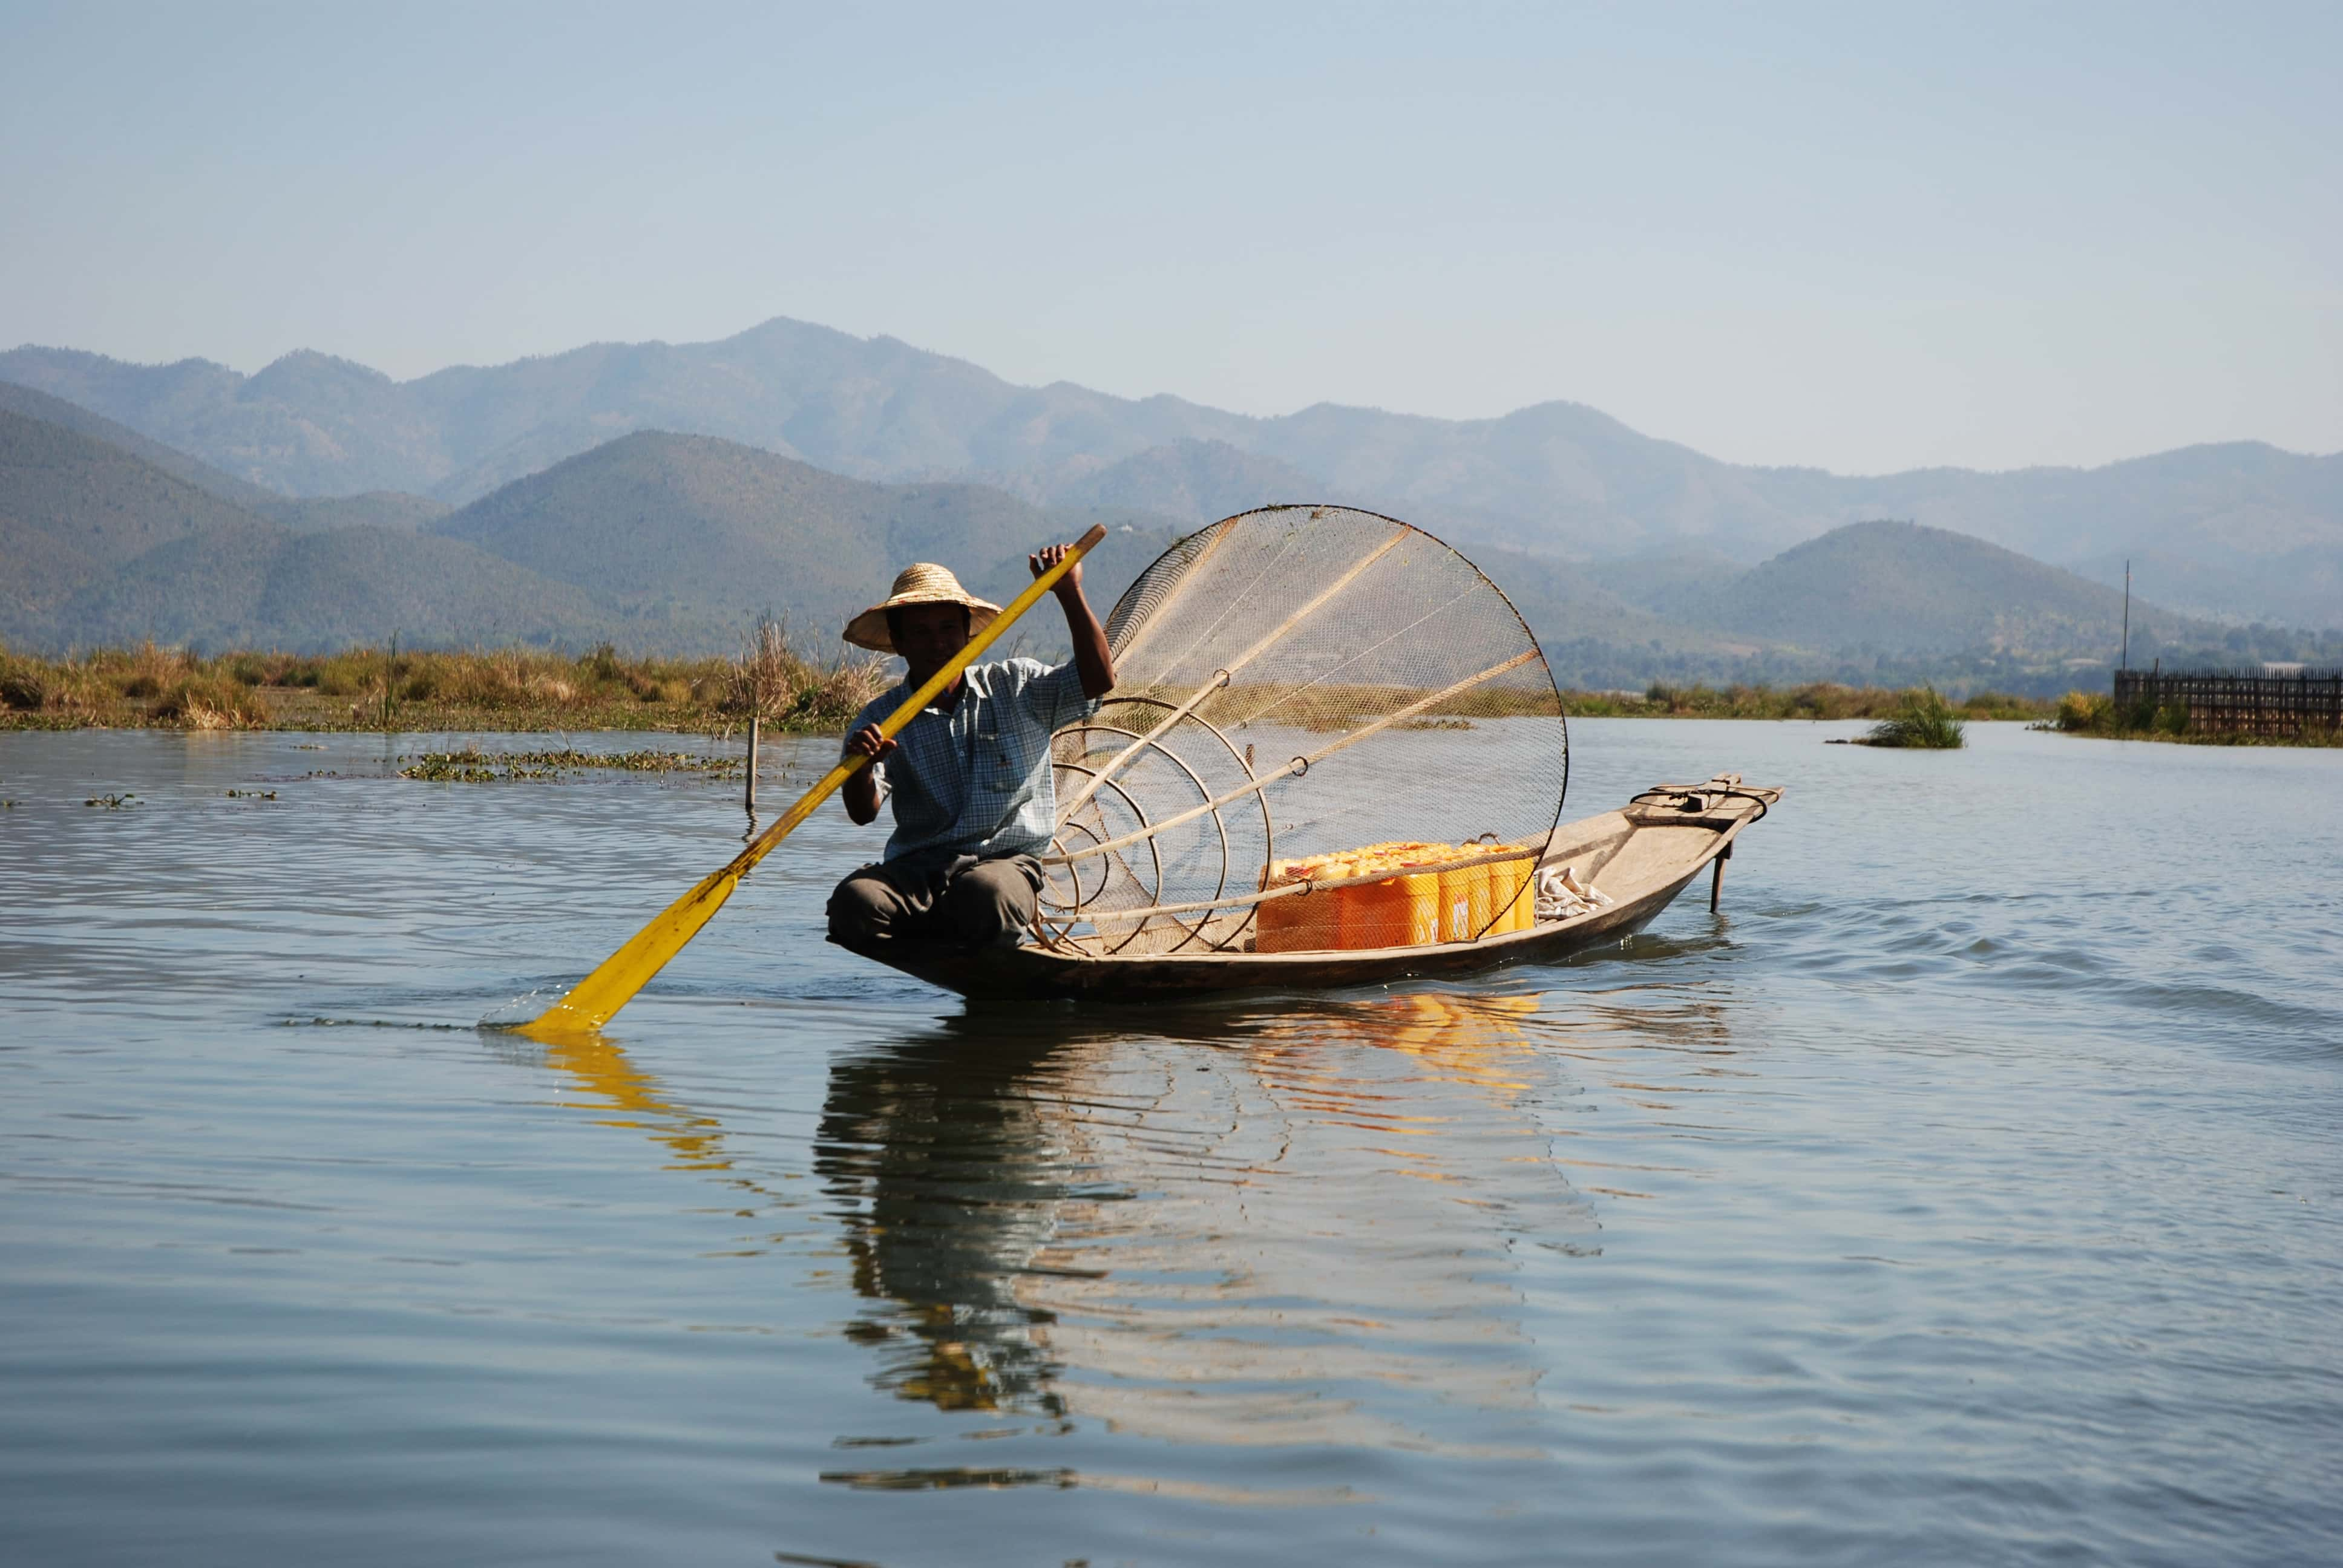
[1568,682,2044,722]
[0,631,891,734]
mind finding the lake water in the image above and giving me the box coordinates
[3,720,2339,1566]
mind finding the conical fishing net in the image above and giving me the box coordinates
[1041,506,1568,955]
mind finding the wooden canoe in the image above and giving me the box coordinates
[840,775,1781,1001]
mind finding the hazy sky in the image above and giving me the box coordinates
[2,1,2336,474]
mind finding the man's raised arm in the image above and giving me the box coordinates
[1032,542,1115,699]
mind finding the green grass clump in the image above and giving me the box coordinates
[1860,687,1966,748]
[2054,690,2110,732]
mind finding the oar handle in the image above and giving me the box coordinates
[732,523,1109,880]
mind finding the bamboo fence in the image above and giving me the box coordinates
[2112,668,2343,737]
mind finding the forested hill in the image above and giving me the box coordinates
[423,430,1198,648]
[5,317,2337,630]
[0,411,1191,655]
[1678,521,2203,656]
[0,380,284,511]
[0,409,613,652]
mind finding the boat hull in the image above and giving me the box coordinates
[843,777,1778,1002]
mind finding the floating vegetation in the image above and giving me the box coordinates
[399,746,745,783]
[85,792,138,808]
[1856,687,1967,749]
[224,789,279,800]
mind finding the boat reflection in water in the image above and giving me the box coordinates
[814,990,1603,1460]
[511,985,1749,1485]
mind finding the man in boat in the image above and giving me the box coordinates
[825,544,1115,950]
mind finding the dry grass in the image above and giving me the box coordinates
[0,632,892,734]
[723,616,890,727]
[0,641,270,728]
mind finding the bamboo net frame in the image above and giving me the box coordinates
[1041,506,1568,955]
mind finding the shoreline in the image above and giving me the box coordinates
[1,694,2057,734]
[4,642,2060,733]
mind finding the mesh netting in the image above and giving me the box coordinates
[1041,506,1568,955]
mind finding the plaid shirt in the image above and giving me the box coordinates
[844,657,1099,863]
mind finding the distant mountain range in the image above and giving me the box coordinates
[4,316,2337,630]
[8,399,2336,695]
[0,408,612,652]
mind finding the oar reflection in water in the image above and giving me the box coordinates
[499,1027,806,1222]
[815,992,1608,1457]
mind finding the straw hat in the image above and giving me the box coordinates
[842,563,1001,653]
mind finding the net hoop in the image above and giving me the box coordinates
[1049,505,1568,953]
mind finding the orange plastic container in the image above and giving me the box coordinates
[1254,861,1302,952]
[1256,857,1343,953]
[1339,871,1411,949]
[1260,843,1509,951]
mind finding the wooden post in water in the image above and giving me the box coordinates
[746,717,759,816]
[1710,843,1732,912]
[383,632,398,733]
[2121,561,2130,671]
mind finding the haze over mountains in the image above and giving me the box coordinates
[4,316,2338,632]
[8,393,2334,696]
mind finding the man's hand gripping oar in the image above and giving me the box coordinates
[510,524,1108,1041]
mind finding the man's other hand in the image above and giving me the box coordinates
[845,725,897,762]
[1031,541,1083,594]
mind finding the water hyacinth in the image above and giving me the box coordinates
[1860,686,1967,748]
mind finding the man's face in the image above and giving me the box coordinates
[893,601,971,678]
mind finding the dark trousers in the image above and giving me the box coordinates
[826,849,1044,949]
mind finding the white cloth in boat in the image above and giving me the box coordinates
[843,657,1099,863]
[1536,865,1614,922]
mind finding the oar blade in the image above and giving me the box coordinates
[515,863,743,1040]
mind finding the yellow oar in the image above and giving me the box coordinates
[515,524,1109,1040]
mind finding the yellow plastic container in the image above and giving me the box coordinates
[1438,858,1492,943]
[1393,866,1444,946]
[1489,855,1537,933]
